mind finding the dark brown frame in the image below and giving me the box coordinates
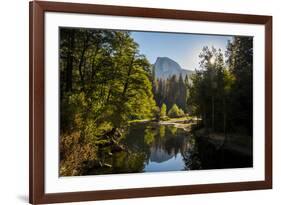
[29,1,272,204]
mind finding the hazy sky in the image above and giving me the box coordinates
[131,31,232,70]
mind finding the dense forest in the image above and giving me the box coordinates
[187,37,253,136]
[153,73,188,112]
[59,27,253,176]
[59,28,158,175]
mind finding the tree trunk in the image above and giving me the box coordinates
[65,29,75,92]
[90,45,100,82]
[211,95,215,131]
[223,97,226,136]
[78,34,89,89]
[122,54,135,97]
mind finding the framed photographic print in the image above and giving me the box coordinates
[29,1,272,204]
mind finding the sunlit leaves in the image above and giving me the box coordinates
[168,104,185,118]
[187,37,253,134]
[59,28,157,175]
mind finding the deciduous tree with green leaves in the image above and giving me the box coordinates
[59,28,157,175]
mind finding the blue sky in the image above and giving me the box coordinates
[131,31,232,70]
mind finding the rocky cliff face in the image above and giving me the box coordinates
[153,57,193,79]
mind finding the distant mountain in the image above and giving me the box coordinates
[153,57,194,79]
[149,147,173,163]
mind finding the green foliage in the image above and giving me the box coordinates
[160,103,167,118]
[59,28,253,176]
[187,46,234,131]
[59,28,157,175]
[226,37,253,135]
[187,37,253,135]
[168,104,185,118]
[154,74,188,112]
[144,126,157,145]
[159,125,165,138]
[168,126,178,135]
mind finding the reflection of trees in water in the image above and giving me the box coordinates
[144,125,158,145]
[146,125,183,157]
[190,136,253,170]
[124,123,192,170]
[111,151,147,173]
[87,122,253,175]
[89,122,201,174]
[146,125,199,169]
[181,138,202,170]
[159,125,165,138]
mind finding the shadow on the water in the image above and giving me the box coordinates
[191,136,253,170]
[85,121,253,175]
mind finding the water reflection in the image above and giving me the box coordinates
[86,121,252,175]
[144,153,185,172]
[123,122,196,173]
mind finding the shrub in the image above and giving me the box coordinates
[168,104,185,118]
[160,104,167,120]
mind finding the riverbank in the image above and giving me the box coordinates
[159,117,199,131]
[129,116,200,132]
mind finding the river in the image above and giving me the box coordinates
[86,121,252,175]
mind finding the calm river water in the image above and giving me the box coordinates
[87,121,252,175]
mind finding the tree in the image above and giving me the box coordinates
[178,74,187,110]
[226,37,253,135]
[168,104,185,118]
[186,37,253,136]
[187,46,232,132]
[59,28,157,175]
[160,103,167,119]
[153,74,188,112]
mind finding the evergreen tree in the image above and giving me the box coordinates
[226,37,253,135]
[187,37,253,135]
[178,74,187,111]
[168,104,185,118]
[160,103,167,119]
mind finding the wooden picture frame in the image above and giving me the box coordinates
[29,1,272,204]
